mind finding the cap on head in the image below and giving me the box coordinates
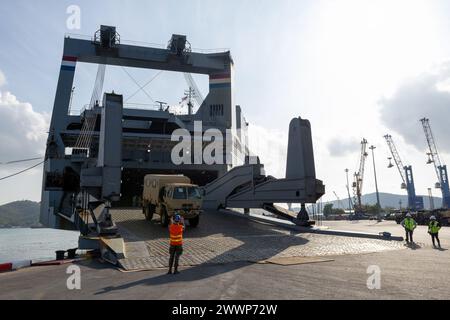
[174,214,181,222]
[430,215,436,220]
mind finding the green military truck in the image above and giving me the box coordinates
[142,174,203,227]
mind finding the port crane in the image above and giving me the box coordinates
[420,118,450,208]
[333,191,345,210]
[384,134,424,210]
[345,168,353,211]
[352,139,368,213]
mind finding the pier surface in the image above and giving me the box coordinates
[1,212,449,300]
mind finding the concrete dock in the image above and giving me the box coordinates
[1,211,449,300]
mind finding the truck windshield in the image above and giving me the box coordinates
[187,186,202,200]
[173,187,187,199]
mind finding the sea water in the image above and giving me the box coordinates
[0,228,79,264]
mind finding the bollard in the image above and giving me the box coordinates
[67,248,77,259]
[56,250,66,261]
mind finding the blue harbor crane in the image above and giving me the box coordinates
[420,118,450,208]
[384,134,424,210]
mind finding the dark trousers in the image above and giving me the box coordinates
[405,230,413,242]
[169,245,183,272]
[430,233,441,247]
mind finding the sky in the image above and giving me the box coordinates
[1,0,450,206]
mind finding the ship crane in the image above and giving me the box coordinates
[333,191,345,210]
[420,118,450,208]
[384,134,424,210]
[352,139,368,213]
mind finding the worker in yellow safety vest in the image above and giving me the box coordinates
[401,212,417,244]
[428,216,441,248]
[168,213,184,274]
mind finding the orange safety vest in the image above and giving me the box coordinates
[169,223,183,246]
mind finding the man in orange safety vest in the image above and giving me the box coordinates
[168,213,184,274]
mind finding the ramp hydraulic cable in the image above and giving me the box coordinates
[0,160,45,181]
[74,64,106,152]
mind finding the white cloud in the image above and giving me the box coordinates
[379,61,450,153]
[0,90,49,204]
[327,137,361,157]
[0,70,6,87]
[0,91,49,162]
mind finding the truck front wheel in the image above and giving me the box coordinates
[161,208,169,227]
[189,215,200,228]
[144,204,154,221]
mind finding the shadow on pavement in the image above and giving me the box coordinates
[114,209,295,241]
[405,242,422,250]
[93,211,311,295]
[94,231,309,295]
[94,261,250,295]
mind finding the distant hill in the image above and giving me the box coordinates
[0,200,41,228]
[315,192,442,211]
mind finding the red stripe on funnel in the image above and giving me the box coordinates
[210,73,231,80]
[62,56,78,62]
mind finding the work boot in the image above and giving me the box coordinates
[167,269,172,275]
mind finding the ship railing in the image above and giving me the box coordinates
[65,33,229,54]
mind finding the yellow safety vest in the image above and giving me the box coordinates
[428,221,440,234]
[404,218,416,231]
